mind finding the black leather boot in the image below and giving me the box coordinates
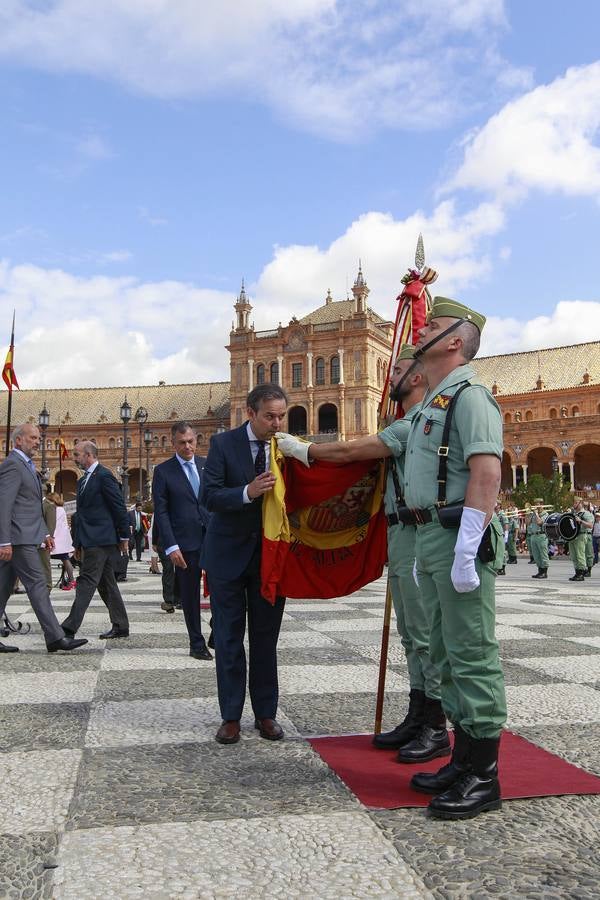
[532,568,547,579]
[396,697,450,763]
[507,557,517,564]
[410,723,470,793]
[569,570,585,582]
[372,689,425,749]
[496,566,506,575]
[427,734,502,820]
[585,567,592,577]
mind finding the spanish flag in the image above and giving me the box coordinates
[261,440,387,603]
[2,341,19,392]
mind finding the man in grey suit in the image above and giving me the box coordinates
[0,423,88,653]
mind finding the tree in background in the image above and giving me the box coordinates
[512,473,574,512]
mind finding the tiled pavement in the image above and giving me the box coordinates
[2,557,600,898]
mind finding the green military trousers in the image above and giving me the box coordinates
[415,522,506,739]
[570,533,588,570]
[530,533,549,568]
[388,523,440,699]
[507,532,517,559]
[585,533,594,569]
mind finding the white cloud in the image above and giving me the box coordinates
[0,0,526,140]
[482,301,600,356]
[76,134,114,160]
[100,250,132,263]
[446,62,600,200]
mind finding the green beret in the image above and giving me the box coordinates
[395,343,417,363]
[428,296,486,333]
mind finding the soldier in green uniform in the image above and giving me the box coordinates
[276,345,449,763]
[506,507,519,564]
[494,502,508,575]
[584,502,594,576]
[527,500,549,579]
[569,498,594,581]
[400,297,506,820]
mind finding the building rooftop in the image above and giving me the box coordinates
[299,298,388,326]
[0,382,230,427]
[472,341,600,396]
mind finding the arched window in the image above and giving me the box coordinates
[330,355,340,384]
[270,361,279,385]
[153,435,159,447]
[318,403,338,433]
[549,408,557,419]
[161,435,168,449]
[315,357,325,385]
[117,437,123,448]
[256,364,265,385]
[572,405,580,417]
[55,439,60,450]
[109,437,115,450]
[504,413,511,424]
[46,439,52,450]
[376,358,382,388]
[525,410,533,421]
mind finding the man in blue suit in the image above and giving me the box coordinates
[202,384,288,744]
[152,421,212,660]
[62,441,131,639]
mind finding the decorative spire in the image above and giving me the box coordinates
[354,259,366,288]
[352,259,369,313]
[325,288,333,305]
[415,233,425,271]
[234,278,252,331]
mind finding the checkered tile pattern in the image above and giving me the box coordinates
[2,556,600,897]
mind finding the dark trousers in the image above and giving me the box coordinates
[209,552,286,721]
[0,545,64,646]
[132,532,144,561]
[175,549,205,652]
[158,545,177,605]
[593,535,600,565]
[62,545,129,635]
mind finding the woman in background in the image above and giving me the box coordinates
[49,493,76,590]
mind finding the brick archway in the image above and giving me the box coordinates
[574,443,600,490]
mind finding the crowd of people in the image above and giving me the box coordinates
[0,294,597,823]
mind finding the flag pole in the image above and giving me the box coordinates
[58,425,64,501]
[373,237,435,733]
[4,311,17,457]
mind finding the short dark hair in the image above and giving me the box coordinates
[171,421,195,438]
[456,321,480,362]
[246,383,288,412]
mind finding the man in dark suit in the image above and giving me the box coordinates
[61,440,131,639]
[0,423,87,653]
[128,502,148,561]
[202,384,288,744]
[152,421,212,660]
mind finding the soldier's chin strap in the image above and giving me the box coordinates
[389,359,419,403]
[413,318,465,360]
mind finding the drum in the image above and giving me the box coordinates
[544,512,580,542]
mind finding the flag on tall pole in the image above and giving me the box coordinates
[373,236,437,733]
[3,311,19,457]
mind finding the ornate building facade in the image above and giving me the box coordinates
[227,267,394,441]
[2,269,599,500]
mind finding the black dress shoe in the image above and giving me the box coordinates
[207,631,215,650]
[47,637,89,653]
[0,641,19,653]
[61,627,75,638]
[99,626,130,639]
[189,646,213,660]
[396,725,451,763]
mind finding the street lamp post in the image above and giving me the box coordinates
[120,398,132,502]
[144,427,153,499]
[38,405,50,482]
[134,407,148,501]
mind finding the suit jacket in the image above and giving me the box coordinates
[128,509,149,534]
[201,424,263,579]
[152,455,210,553]
[0,450,47,546]
[74,463,130,549]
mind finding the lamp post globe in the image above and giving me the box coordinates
[38,405,50,481]
[120,398,132,502]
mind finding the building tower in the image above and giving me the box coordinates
[234,279,252,332]
[352,261,370,314]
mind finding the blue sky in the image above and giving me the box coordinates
[1,0,600,387]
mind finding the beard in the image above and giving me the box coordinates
[389,381,409,404]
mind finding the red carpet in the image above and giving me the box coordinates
[308,731,600,808]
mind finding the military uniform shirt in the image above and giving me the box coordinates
[403,364,503,510]
[527,513,547,535]
[379,402,420,515]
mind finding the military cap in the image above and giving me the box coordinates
[395,343,417,363]
[428,296,486,333]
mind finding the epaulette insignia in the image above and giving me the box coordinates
[431,394,452,410]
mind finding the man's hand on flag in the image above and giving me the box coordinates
[275,432,311,468]
[248,471,276,499]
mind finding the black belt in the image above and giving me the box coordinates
[386,508,433,527]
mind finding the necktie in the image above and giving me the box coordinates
[79,472,90,493]
[254,441,267,475]
[27,458,36,475]
[185,460,200,497]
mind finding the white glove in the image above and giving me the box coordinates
[412,561,419,586]
[275,432,311,468]
[504,533,509,544]
[451,506,486,593]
